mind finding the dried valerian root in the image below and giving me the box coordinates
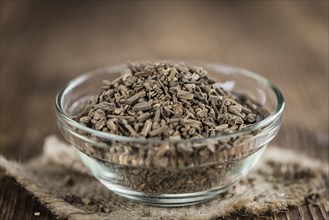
[75,61,269,139]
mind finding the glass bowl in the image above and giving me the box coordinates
[55,61,284,207]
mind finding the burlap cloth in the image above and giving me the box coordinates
[0,136,328,220]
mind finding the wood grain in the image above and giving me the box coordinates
[1,1,328,219]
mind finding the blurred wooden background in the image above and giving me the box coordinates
[1,1,328,219]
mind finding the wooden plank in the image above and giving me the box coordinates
[0,177,55,220]
[287,206,303,220]
[298,205,313,220]
[310,204,326,220]
[319,204,328,220]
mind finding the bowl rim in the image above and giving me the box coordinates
[55,60,285,144]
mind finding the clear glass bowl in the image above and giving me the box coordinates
[55,61,284,207]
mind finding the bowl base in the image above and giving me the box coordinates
[97,178,240,207]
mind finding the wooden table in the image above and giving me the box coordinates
[1,1,328,219]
